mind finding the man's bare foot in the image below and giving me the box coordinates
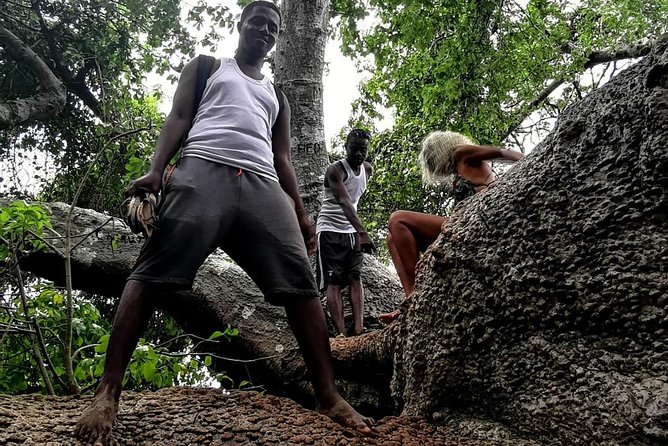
[318,397,375,435]
[378,309,401,324]
[74,388,118,446]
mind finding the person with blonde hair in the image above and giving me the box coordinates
[378,131,523,324]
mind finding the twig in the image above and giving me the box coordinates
[34,321,67,389]
[61,127,149,394]
[70,216,114,252]
[10,252,55,394]
[157,351,282,364]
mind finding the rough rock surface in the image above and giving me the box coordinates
[0,387,541,445]
[393,36,668,445]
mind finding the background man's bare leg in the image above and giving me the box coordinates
[326,284,346,336]
[348,280,364,335]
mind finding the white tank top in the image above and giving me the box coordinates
[181,57,279,181]
[316,159,367,233]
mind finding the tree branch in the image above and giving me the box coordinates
[584,40,654,69]
[0,24,66,129]
[503,38,656,139]
[31,0,102,117]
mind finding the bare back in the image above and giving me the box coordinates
[455,158,496,190]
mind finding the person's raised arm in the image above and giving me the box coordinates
[272,93,317,255]
[126,57,201,196]
[454,144,524,168]
[326,163,374,252]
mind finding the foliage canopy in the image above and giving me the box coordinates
[0,0,235,211]
[332,0,667,241]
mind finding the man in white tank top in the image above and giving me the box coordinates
[75,2,373,443]
[316,129,374,337]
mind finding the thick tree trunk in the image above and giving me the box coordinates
[274,0,330,215]
[392,35,668,445]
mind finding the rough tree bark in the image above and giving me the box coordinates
[274,0,330,215]
[0,387,540,445]
[389,35,668,445]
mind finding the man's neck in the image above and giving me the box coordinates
[345,159,362,175]
[234,52,264,80]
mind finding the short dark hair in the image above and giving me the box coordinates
[346,128,371,144]
[240,1,282,26]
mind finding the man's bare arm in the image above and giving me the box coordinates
[327,163,374,250]
[272,93,317,254]
[126,57,201,196]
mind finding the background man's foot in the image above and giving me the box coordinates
[74,389,118,446]
[318,397,375,435]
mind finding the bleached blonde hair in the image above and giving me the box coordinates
[418,131,473,184]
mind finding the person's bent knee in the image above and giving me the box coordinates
[388,210,411,233]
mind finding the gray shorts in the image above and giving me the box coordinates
[129,157,319,305]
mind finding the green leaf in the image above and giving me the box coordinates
[208,331,224,340]
[142,361,157,381]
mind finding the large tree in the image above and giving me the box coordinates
[3,1,667,443]
[6,30,668,446]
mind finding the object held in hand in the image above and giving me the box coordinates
[124,192,158,237]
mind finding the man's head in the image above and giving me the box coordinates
[345,128,371,167]
[418,131,473,183]
[237,1,282,59]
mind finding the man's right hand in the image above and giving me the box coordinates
[125,170,162,197]
[358,231,375,254]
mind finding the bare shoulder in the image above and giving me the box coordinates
[326,161,344,178]
[364,161,373,177]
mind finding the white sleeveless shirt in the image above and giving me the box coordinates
[316,159,368,234]
[181,57,280,181]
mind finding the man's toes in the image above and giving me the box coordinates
[355,422,376,436]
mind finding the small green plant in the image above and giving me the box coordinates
[0,200,52,259]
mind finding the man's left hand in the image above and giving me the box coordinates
[298,212,317,255]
